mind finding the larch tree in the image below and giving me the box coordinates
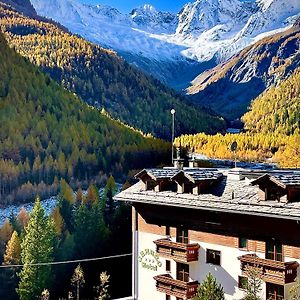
[51,207,64,236]
[17,198,56,300]
[17,207,29,231]
[71,264,85,300]
[3,231,21,265]
[0,219,13,243]
[96,271,110,300]
[243,265,263,300]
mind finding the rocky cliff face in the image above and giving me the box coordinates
[2,0,37,16]
[188,20,300,120]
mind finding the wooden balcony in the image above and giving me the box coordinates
[238,254,299,285]
[154,274,198,299]
[154,239,199,263]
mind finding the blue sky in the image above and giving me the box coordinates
[79,0,188,13]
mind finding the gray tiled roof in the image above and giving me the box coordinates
[137,168,179,180]
[136,168,222,181]
[115,169,300,220]
[183,169,223,181]
[273,174,300,186]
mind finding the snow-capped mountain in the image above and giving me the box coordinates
[130,4,177,33]
[187,18,300,120]
[29,0,300,89]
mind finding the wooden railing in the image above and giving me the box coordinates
[154,274,198,299]
[238,254,299,285]
[154,239,199,263]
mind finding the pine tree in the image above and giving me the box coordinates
[17,198,56,300]
[193,273,225,300]
[103,175,117,228]
[3,231,21,265]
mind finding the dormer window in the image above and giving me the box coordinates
[252,174,300,203]
[171,170,223,195]
[145,180,156,191]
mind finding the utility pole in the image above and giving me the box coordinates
[171,109,176,165]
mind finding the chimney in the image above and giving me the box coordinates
[173,148,184,169]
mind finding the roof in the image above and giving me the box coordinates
[135,168,222,182]
[171,169,223,183]
[135,168,179,180]
[252,174,300,188]
[115,169,300,221]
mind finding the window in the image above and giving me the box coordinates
[177,263,189,282]
[145,180,156,190]
[238,276,248,290]
[239,238,248,249]
[166,260,171,272]
[266,241,283,261]
[206,249,221,265]
[183,183,193,193]
[266,283,284,300]
[176,226,188,244]
[166,226,170,236]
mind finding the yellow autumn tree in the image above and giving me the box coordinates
[3,231,21,265]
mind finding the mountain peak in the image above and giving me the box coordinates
[130,3,177,33]
[140,4,157,12]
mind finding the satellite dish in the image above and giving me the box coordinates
[230,141,238,152]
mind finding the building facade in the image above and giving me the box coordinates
[114,168,300,300]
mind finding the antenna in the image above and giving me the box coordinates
[171,109,176,165]
[230,141,238,168]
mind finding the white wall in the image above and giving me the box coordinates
[135,230,300,300]
[188,239,266,300]
[135,230,166,300]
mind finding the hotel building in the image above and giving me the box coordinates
[114,167,300,300]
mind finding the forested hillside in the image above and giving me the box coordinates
[177,68,300,168]
[242,69,300,135]
[0,32,170,205]
[0,2,225,139]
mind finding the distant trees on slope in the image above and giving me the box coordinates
[176,69,300,168]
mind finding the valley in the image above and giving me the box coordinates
[0,1,299,299]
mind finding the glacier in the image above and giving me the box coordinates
[30,0,300,88]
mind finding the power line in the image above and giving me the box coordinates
[0,253,132,269]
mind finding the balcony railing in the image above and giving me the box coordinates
[238,254,299,285]
[154,239,199,263]
[154,274,198,299]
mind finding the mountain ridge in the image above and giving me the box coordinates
[0,1,226,139]
[187,18,300,120]
[29,0,300,89]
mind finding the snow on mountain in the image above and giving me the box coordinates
[30,0,300,88]
[176,0,253,39]
[130,4,177,33]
